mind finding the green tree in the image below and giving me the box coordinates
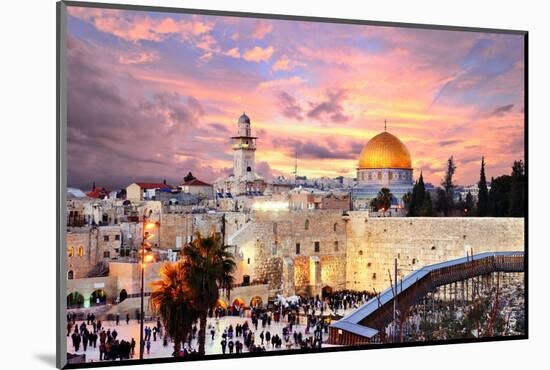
[184,172,196,182]
[182,232,236,355]
[477,157,489,216]
[488,175,512,217]
[441,157,457,215]
[406,172,426,216]
[418,192,433,216]
[403,191,413,215]
[150,262,199,356]
[371,188,393,212]
[509,160,525,217]
[464,191,475,216]
[435,188,449,216]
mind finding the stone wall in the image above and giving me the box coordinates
[345,215,525,292]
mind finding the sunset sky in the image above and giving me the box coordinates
[66,6,525,190]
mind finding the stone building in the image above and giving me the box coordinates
[66,226,122,280]
[214,113,267,197]
[353,123,414,209]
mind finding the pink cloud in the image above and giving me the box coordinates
[224,47,240,58]
[243,46,274,63]
[252,21,273,39]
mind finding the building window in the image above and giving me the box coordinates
[273,223,277,233]
[104,251,110,258]
[67,270,74,280]
[296,243,301,255]
[246,166,252,172]
[378,171,382,180]
[103,235,109,242]
[115,234,120,241]
[334,241,339,251]
[247,258,251,264]
[68,246,74,257]
[412,258,416,265]
[314,241,320,252]
[77,246,84,257]
[333,223,338,232]
[305,219,309,230]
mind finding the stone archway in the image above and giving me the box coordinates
[90,289,107,306]
[232,297,245,308]
[67,292,84,309]
[119,289,128,303]
[250,296,263,308]
[322,285,334,297]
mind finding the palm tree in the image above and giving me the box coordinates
[372,187,393,212]
[149,261,198,356]
[182,232,236,355]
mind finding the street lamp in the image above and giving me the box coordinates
[139,219,157,360]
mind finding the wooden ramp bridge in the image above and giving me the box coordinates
[328,251,524,345]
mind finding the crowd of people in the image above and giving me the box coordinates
[67,312,164,361]
[67,290,375,361]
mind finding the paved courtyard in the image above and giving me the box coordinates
[67,307,356,363]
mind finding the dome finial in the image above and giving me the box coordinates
[384,119,387,132]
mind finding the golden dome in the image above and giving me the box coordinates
[358,131,412,169]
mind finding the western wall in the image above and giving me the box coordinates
[229,210,525,295]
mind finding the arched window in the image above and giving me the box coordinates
[377,171,382,180]
[333,223,338,232]
[77,245,84,257]
[67,270,74,280]
[305,219,309,230]
[67,246,74,257]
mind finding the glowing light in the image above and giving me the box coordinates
[145,233,155,240]
[252,201,289,212]
[144,254,154,263]
[144,222,157,230]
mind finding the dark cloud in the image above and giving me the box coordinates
[255,161,286,181]
[432,38,520,105]
[307,89,350,123]
[271,137,363,161]
[489,104,515,117]
[66,36,227,190]
[277,91,303,120]
[439,140,460,147]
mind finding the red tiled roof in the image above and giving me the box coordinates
[182,178,212,187]
[86,187,109,198]
[135,182,171,189]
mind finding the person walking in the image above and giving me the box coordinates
[116,314,120,326]
[126,313,130,325]
[130,338,136,357]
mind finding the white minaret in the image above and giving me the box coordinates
[232,113,257,180]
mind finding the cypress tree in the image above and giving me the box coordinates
[441,157,456,215]
[477,157,489,216]
[509,160,525,217]
[465,191,474,216]
[419,192,433,216]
